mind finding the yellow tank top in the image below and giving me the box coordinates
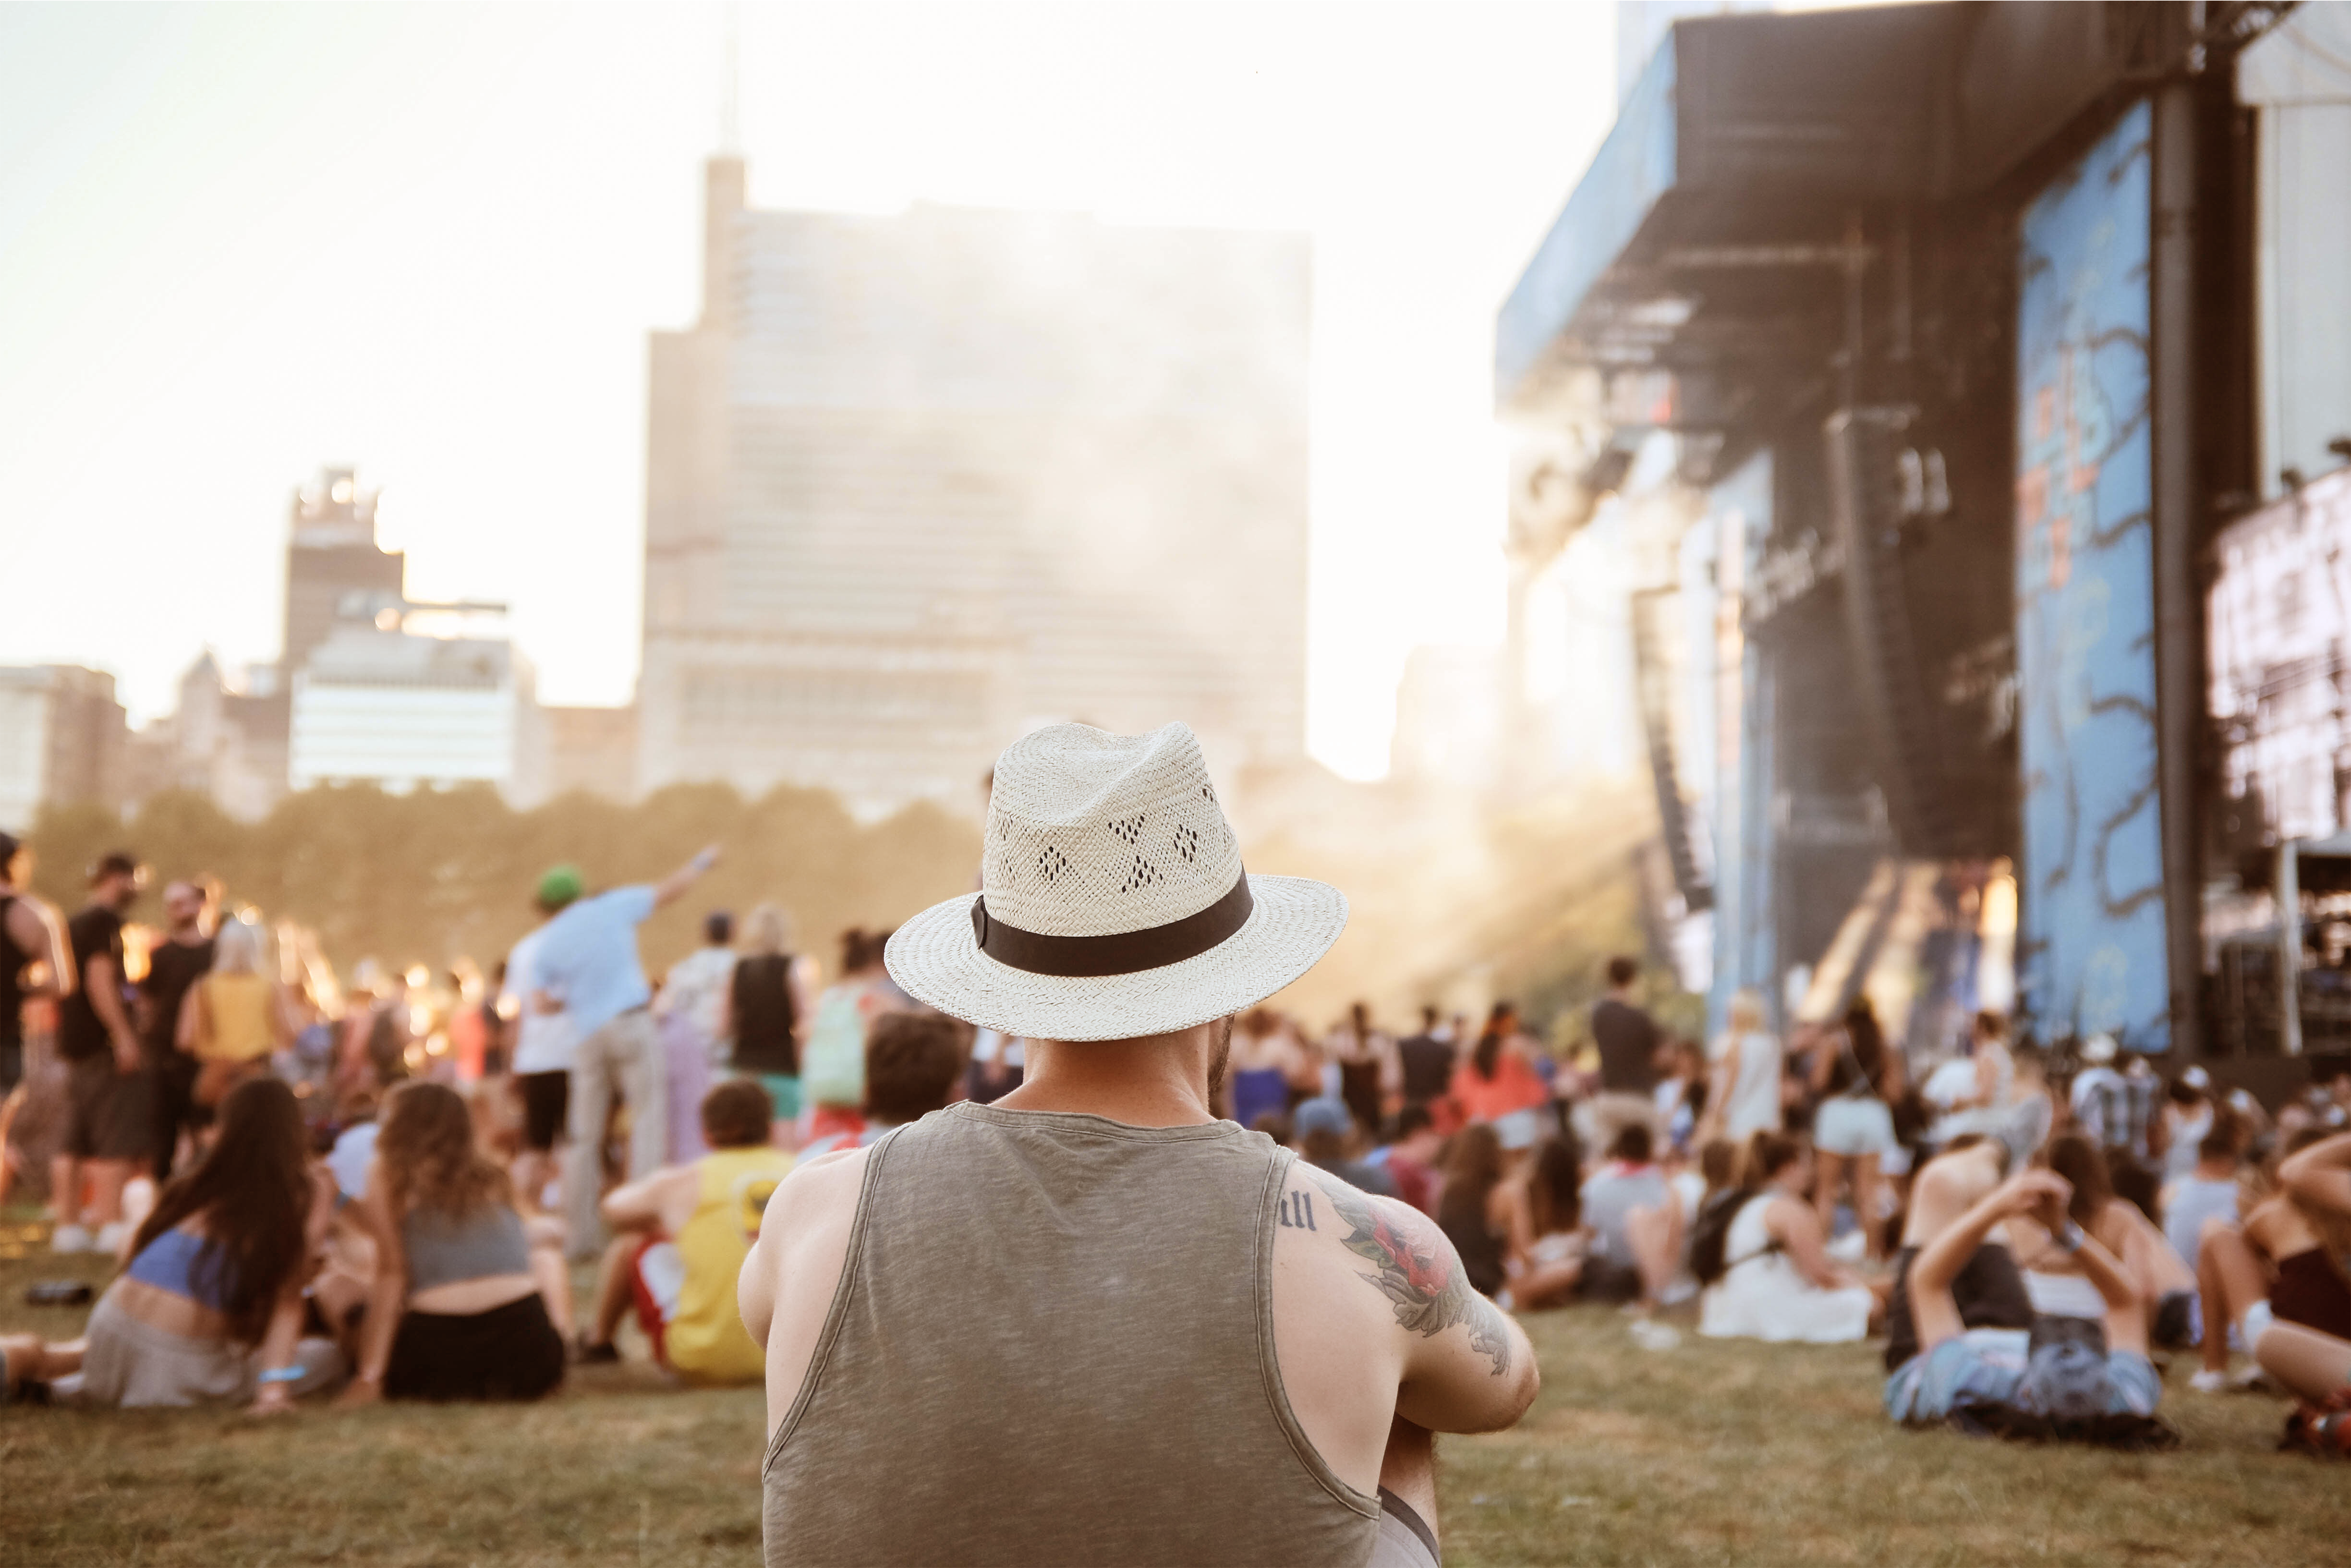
[200,974,274,1062]
[668,1144,794,1383]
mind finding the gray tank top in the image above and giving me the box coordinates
[762,1102,1379,1567]
[403,1203,529,1292]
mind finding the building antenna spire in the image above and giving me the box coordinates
[719,2,742,155]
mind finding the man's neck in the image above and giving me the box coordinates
[997,1025,1221,1128]
[2194,1159,2236,1181]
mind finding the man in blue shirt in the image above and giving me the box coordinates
[534,842,721,1255]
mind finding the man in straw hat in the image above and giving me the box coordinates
[741,723,1536,1568]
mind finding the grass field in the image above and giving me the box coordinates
[4,1211,2345,1567]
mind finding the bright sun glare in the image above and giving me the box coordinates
[0,2,1617,780]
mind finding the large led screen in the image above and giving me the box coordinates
[2014,100,2169,1050]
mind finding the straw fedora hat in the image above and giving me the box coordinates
[885,722,1347,1042]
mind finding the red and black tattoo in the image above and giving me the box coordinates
[1299,1167,1513,1376]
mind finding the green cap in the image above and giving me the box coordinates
[535,865,584,910]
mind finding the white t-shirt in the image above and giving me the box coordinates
[658,946,737,1042]
[1922,1057,1978,1110]
[503,927,578,1076]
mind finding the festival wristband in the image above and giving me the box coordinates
[256,1366,304,1385]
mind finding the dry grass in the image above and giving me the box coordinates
[4,1214,2344,1566]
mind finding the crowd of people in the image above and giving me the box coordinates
[0,829,966,1411]
[5,815,2351,1468]
[1197,952,2351,1456]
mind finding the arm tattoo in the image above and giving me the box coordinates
[1298,1168,1513,1378]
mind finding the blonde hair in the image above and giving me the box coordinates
[1727,988,1767,1034]
[744,902,793,957]
[211,917,267,978]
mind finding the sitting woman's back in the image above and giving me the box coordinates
[351,1081,567,1403]
[78,1077,337,1408]
[1436,1123,1508,1298]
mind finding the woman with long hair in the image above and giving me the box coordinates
[178,916,299,1112]
[1699,1130,1880,1343]
[725,903,821,1143]
[1809,1000,1896,1263]
[1497,1133,1587,1308]
[69,1077,339,1408]
[341,1081,570,1403]
[1449,1002,1551,1153]
[1435,1122,1510,1299]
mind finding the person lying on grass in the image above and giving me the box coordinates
[1886,1166,2168,1442]
[4,1077,340,1410]
[339,1080,571,1405]
[576,1077,793,1383]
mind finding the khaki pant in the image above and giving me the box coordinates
[562,1007,666,1258]
[1574,1090,1662,1157]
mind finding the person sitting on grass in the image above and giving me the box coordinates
[2193,1129,2351,1402]
[2257,1129,2351,1453]
[1364,1103,1445,1217]
[8,1077,341,1409]
[340,1080,571,1405]
[1699,1130,1881,1344]
[1580,1123,1684,1313]
[577,1079,793,1382]
[1292,1094,1397,1198]
[1886,1165,2167,1443]
[797,1012,966,1158]
[1435,1120,1509,1298]
[1496,1134,1586,1309]
[2017,1134,2201,1351]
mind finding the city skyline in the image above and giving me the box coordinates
[0,2,1617,780]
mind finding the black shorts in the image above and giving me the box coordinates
[517,1071,569,1152]
[385,1292,565,1403]
[62,1055,155,1162]
[1579,1256,1645,1304]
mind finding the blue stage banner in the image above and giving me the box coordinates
[2014,99,2166,1050]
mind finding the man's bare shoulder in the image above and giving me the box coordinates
[1285,1161,1514,1378]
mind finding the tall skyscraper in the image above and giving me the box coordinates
[285,467,406,676]
[639,158,1311,817]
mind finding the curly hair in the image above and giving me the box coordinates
[376,1080,511,1219]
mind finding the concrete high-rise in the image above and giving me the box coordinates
[285,468,406,675]
[639,158,1310,817]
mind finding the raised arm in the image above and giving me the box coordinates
[652,843,722,910]
[1299,1167,1538,1433]
[1912,1170,2071,1352]
[2280,1130,2351,1218]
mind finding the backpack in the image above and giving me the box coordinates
[1688,1188,1755,1286]
[801,986,869,1108]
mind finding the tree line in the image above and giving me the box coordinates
[25,783,981,984]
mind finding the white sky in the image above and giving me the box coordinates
[0,1,1617,780]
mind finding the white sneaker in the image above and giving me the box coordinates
[2188,1369,2229,1394]
[94,1221,132,1257]
[49,1223,91,1255]
[1629,1319,1682,1352]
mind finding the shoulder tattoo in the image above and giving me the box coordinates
[1297,1167,1513,1378]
